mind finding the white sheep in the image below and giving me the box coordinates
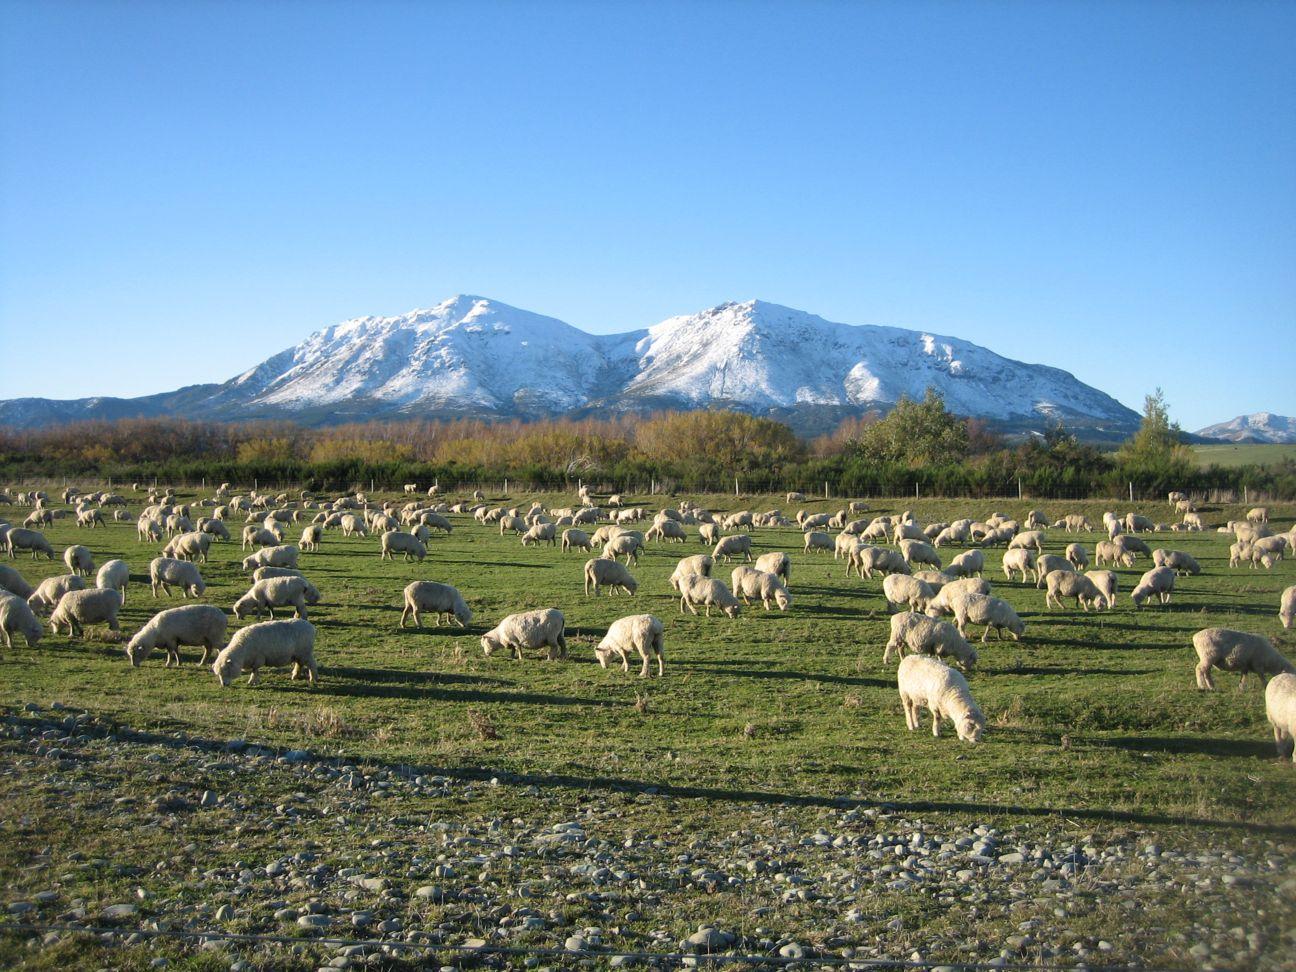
[754,551,790,585]
[646,519,687,543]
[213,618,318,686]
[1247,506,1269,523]
[49,587,123,639]
[7,528,55,560]
[481,609,567,660]
[149,557,206,598]
[127,604,228,667]
[96,559,130,603]
[137,518,163,543]
[242,525,281,550]
[380,531,427,562]
[163,531,212,563]
[0,591,43,648]
[1085,569,1119,610]
[1008,530,1045,553]
[233,576,321,620]
[713,534,753,563]
[1152,549,1201,575]
[603,533,644,565]
[803,531,834,554]
[399,581,472,628]
[1001,547,1035,582]
[1034,554,1074,589]
[241,545,300,572]
[0,564,34,600]
[730,566,792,611]
[1265,673,1296,762]
[950,592,1025,642]
[1192,627,1295,690]
[1125,513,1155,533]
[1279,585,1296,630]
[300,524,324,551]
[884,612,977,669]
[1130,566,1176,608]
[946,549,984,578]
[1044,570,1105,611]
[584,557,638,597]
[27,574,85,614]
[678,575,741,618]
[698,522,721,545]
[899,538,941,569]
[850,545,909,580]
[1064,543,1089,571]
[668,554,713,593]
[595,614,665,678]
[521,523,558,547]
[882,574,935,613]
[897,655,984,743]
[562,528,593,553]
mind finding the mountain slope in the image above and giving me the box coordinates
[1196,413,1296,443]
[0,295,1141,437]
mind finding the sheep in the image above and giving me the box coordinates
[899,539,941,569]
[127,604,228,667]
[1001,547,1036,582]
[420,512,453,534]
[149,557,206,598]
[946,549,984,578]
[1085,569,1119,609]
[198,517,231,541]
[803,531,834,554]
[1044,570,1106,611]
[1152,549,1201,576]
[668,554,713,593]
[251,566,304,584]
[949,592,1025,642]
[1024,509,1049,529]
[242,525,281,550]
[1113,534,1151,562]
[521,523,558,547]
[882,574,935,613]
[163,531,212,563]
[1006,530,1044,554]
[6,528,54,560]
[754,551,790,585]
[1229,541,1253,568]
[1247,507,1269,523]
[380,531,428,562]
[851,545,909,580]
[23,510,53,528]
[213,618,318,686]
[1125,513,1155,533]
[398,581,472,629]
[0,590,43,648]
[712,534,753,563]
[584,557,638,597]
[1265,674,1296,762]
[76,508,105,529]
[1279,585,1296,630]
[241,545,299,572]
[884,611,978,669]
[1130,566,1176,608]
[730,566,792,611]
[0,564,34,600]
[232,576,321,620]
[595,614,665,678]
[561,528,593,553]
[49,587,123,639]
[1250,535,1288,569]
[646,519,687,543]
[299,524,324,551]
[27,574,85,614]
[1064,543,1089,571]
[481,608,567,660]
[137,518,163,543]
[499,514,527,536]
[1034,554,1073,588]
[95,559,130,603]
[897,655,984,743]
[1192,627,1295,691]
[678,575,741,618]
[1053,513,1092,533]
[695,522,720,546]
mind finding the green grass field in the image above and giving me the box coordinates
[1191,442,1296,469]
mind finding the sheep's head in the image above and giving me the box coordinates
[722,603,741,619]
[958,718,984,744]
[125,631,150,666]
[480,633,502,657]
[212,655,237,687]
[774,588,792,611]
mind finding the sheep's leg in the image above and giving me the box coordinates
[1236,672,1249,692]
[931,710,941,737]
[1196,662,1215,690]
[247,667,260,686]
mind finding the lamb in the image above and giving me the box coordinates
[803,531,834,554]
[949,592,1025,642]
[668,555,713,592]
[27,574,85,614]
[1192,627,1295,690]
[678,575,741,618]
[946,549,984,578]
[127,605,228,667]
[1130,565,1176,608]
[584,557,639,597]
[1085,570,1119,609]
[899,539,941,569]
[0,591,43,648]
[6,528,54,560]
[213,618,318,686]
[882,574,935,613]
[163,531,212,563]
[1033,554,1073,588]
[562,528,593,553]
[399,581,472,628]
[730,566,792,611]
[896,655,985,743]
[49,587,123,639]
[521,523,558,547]
[380,531,428,562]
[595,614,665,677]
[884,612,978,669]
[480,608,567,660]
[1152,549,1201,576]
[299,524,324,551]
[1265,674,1296,762]
[241,545,299,572]
[1045,570,1105,611]
[754,551,790,585]
[96,559,130,603]
[1064,543,1089,571]
[646,519,687,543]
[149,557,206,598]
[232,576,321,620]
[0,564,34,599]
[1001,547,1035,582]
[713,534,753,563]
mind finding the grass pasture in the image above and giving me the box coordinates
[1191,442,1296,469]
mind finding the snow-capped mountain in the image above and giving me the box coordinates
[1196,413,1296,444]
[0,295,1142,437]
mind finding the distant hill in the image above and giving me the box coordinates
[1195,412,1296,444]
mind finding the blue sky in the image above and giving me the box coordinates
[1,0,1293,430]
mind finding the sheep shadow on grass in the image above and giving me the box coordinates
[678,661,890,689]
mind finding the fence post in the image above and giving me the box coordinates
[915,482,919,499]
[1244,485,1248,504]
[823,481,828,499]
[504,478,508,496]
[1017,477,1022,499]
[734,476,739,497]
[1129,482,1133,503]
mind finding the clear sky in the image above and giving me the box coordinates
[1,0,1293,431]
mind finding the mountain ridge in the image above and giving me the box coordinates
[1195,413,1296,444]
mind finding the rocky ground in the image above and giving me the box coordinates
[1,703,1292,970]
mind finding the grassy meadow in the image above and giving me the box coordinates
[1191,442,1296,469]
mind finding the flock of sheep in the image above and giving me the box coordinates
[1,482,1294,759]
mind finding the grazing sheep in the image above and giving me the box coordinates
[96,559,130,603]
[6,528,54,560]
[1008,530,1045,553]
[698,522,721,545]
[521,522,558,547]
[137,518,163,543]
[1001,547,1036,582]
[76,508,105,529]
[584,557,638,597]
[754,551,790,585]
[851,545,909,580]
[899,539,941,569]
[1054,513,1092,533]
[127,604,228,667]
[213,618,318,686]
[198,518,231,541]
[1192,627,1295,690]
[882,574,935,613]
[1247,507,1269,523]
[1182,512,1205,531]
[0,591,43,648]
[730,566,792,611]
[380,531,427,562]
[499,514,528,536]
[1113,534,1151,562]
[399,581,472,628]
[233,576,321,620]
[241,545,300,572]
[603,533,645,565]
[1024,509,1049,530]
[1265,673,1296,762]
[897,655,984,743]
[884,612,978,669]
[1279,585,1296,630]
[1152,549,1201,576]
[49,587,122,639]
[1094,539,1125,567]
[713,534,753,563]
[595,614,665,677]
[1034,554,1074,588]
[561,528,593,553]
[0,564,34,600]
[678,575,741,618]
[1045,570,1105,611]
[299,524,324,551]
[242,526,281,550]
[646,519,687,543]
[420,512,453,534]
[1130,566,1176,608]
[163,531,212,563]
[946,549,984,578]
[480,609,567,660]
[1085,569,1119,610]
[803,531,833,554]
[27,574,86,614]
[149,557,206,598]
[950,593,1025,642]
[339,513,368,537]
[1065,543,1089,571]
[668,554,713,593]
